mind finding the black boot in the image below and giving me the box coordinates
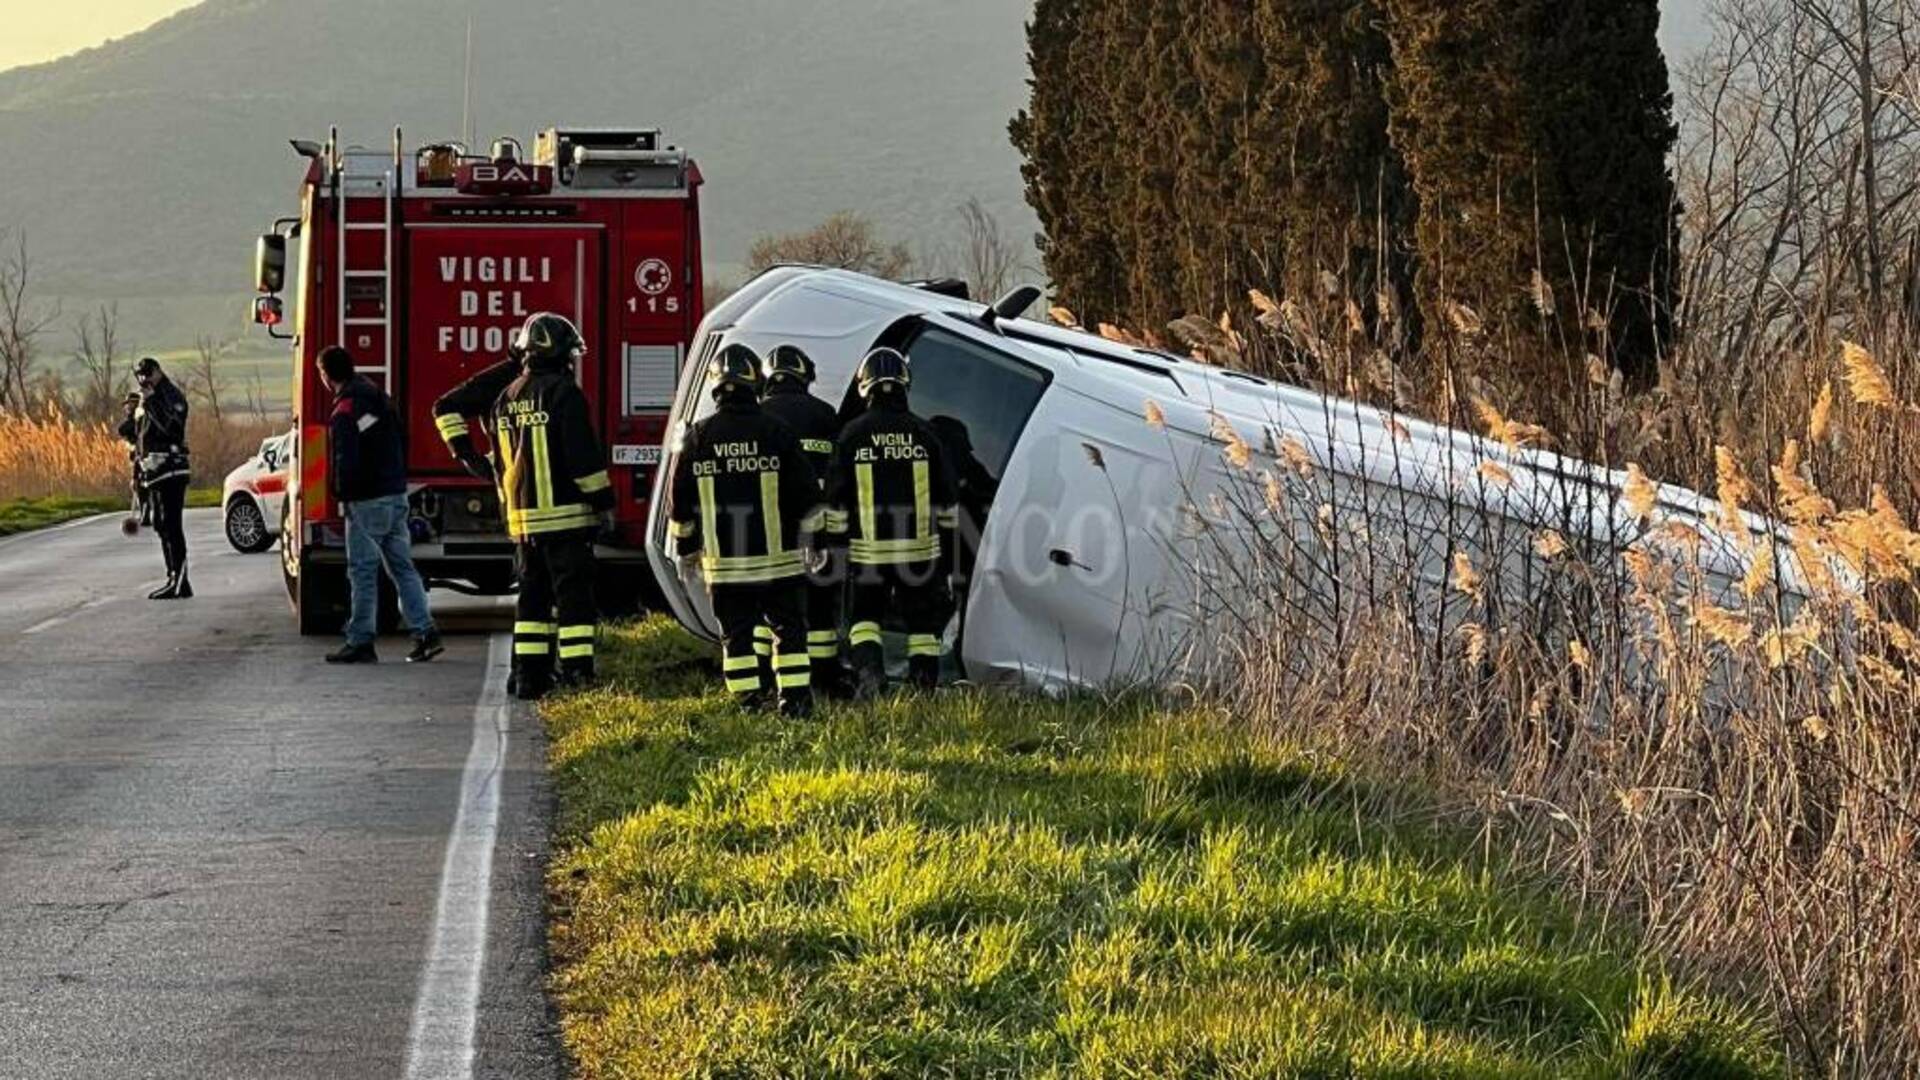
[168,562,192,600]
[814,659,853,701]
[778,687,815,720]
[326,642,379,664]
[407,631,446,664]
[907,655,940,692]
[850,643,887,700]
[149,551,180,600]
[513,661,554,702]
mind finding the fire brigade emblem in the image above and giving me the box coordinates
[636,258,673,297]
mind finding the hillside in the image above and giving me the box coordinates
[0,0,1039,347]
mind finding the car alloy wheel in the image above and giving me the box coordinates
[225,496,272,553]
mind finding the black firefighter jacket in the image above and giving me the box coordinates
[492,361,613,540]
[824,398,958,567]
[668,400,824,585]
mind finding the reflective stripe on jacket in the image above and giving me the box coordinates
[492,363,612,540]
[432,358,521,462]
[667,400,822,584]
[827,399,958,566]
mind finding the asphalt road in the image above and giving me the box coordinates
[0,511,563,1080]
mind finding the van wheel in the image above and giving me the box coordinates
[225,496,274,554]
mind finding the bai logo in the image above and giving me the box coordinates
[470,164,539,184]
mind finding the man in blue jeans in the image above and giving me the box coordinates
[317,346,443,664]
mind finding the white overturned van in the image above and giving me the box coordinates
[648,268,1813,692]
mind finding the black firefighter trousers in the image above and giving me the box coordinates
[847,558,950,690]
[755,558,846,688]
[711,578,810,708]
[513,529,597,695]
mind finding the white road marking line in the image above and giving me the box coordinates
[22,597,114,636]
[404,633,512,1080]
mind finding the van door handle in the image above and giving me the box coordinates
[1049,548,1093,572]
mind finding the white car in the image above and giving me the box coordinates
[222,430,294,554]
[650,268,1800,692]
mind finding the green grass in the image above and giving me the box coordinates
[544,619,1783,1079]
[0,495,124,536]
[0,488,222,537]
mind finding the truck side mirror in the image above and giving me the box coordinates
[252,295,285,327]
[255,233,287,294]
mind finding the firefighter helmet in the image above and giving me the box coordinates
[855,348,911,399]
[513,312,585,367]
[709,344,764,400]
[764,344,815,387]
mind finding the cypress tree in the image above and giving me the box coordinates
[1011,0,1126,321]
[1249,0,1415,346]
[1175,0,1264,321]
[1383,0,1677,391]
[1532,0,1678,378]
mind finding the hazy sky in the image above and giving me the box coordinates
[0,0,1716,74]
[0,1,196,72]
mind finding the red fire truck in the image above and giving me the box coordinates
[250,127,703,633]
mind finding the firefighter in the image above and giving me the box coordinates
[430,346,523,484]
[493,313,615,700]
[758,344,847,694]
[667,344,822,717]
[824,348,959,695]
[117,357,193,600]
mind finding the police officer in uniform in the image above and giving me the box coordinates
[758,345,846,692]
[118,357,193,600]
[493,313,614,700]
[824,348,959,695]
[667,344,823,717]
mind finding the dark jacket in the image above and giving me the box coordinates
[492,359,613,540]
[329,375,408,503]
[667,398,822,585]
[760,382,840,492]
[117,376,191,487]
[432,357,521,468]
[825,397,958,567]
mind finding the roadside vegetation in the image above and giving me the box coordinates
[0,408,262,504]
[0,488,222,537]
[0,407,128,501]
[1005,1,1920,1072]
[0,494,122,536]
[0,235,289,507]
[544,619,1779,1079]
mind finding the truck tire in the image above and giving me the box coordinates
[282,498,400,636]
[296,559,350,637]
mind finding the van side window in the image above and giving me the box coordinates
[888,326,1050,486]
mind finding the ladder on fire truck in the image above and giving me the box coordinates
[334,130,401,391]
